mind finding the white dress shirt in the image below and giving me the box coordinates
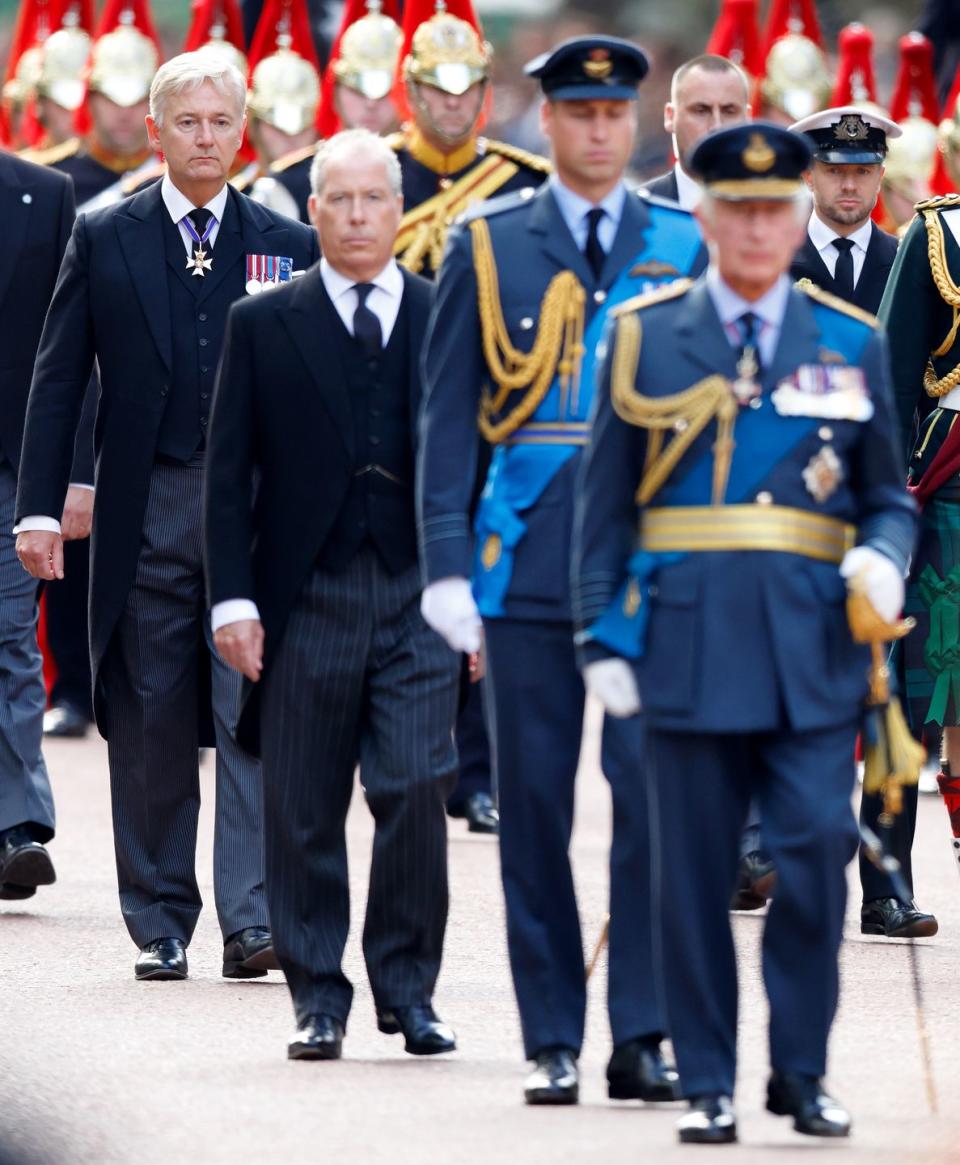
[211,256,406,632]
[706,267,791,370]
[807,211,872,287]
[548,174,626,254]
[15,179,233,537]
[673,163,703,212]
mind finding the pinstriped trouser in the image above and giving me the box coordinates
[0,459,54,841]
[260,546,459,1026]
[101,461,268,948]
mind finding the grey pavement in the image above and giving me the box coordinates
[1,706,959,1165]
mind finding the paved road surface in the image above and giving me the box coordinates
[2,707,959,1164]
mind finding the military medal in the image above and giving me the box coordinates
[732,345,761,405]
[245,254,294,295]
[183,214,215,278]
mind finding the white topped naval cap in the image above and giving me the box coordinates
[790,105,902,164]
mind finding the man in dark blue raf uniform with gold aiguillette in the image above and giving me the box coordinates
[574,123,916,1144]
[418,35,706,1106]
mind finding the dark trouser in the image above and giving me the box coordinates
[260,547,459,1026]
[649,723,859,1098]
[448,670,493,812]
[484,617,664,1059]
[859,782,919,901]
[101,461,267,947]
[45,539,93,719]
[0,460,54,842]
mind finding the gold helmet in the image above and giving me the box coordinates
[88,13,159,107]
[36,15,91,111]
[2,43,44,106]
[248,37,320,134]
[761,33,831,122]
[885,116,937,191]
[403,2,491,97]
[334,1,402,101]
[196,32,248,80]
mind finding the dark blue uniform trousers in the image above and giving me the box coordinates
[648,722,859,1098]
[484,617,664,1058]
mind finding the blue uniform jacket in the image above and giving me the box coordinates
[418,182,706,623]
[574,278,917,733]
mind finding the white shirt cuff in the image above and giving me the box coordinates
[211,599,261,632]
[13,516,61,535]
[68,482,95,492]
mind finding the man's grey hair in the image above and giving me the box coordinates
[149,50,247,127]
[699,187,812,226]
[310,128,403,197]
[670,54,749,105]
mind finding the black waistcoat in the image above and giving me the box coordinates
[319,291,417,575]
[156,204,238,460]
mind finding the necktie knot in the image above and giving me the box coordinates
[354,282,375,307]
[584,207,606,280]
[832,236,854,254]
[737,311,760,349]
[186,207,215,242]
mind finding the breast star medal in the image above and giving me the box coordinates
[802,445,844,503]
[732,345,761,405]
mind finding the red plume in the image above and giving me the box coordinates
[183,0,246,54]
[760,0,823,63]
[706,0,762,79]
[92,0,161,54]
[317,0,400,138]
[831,23,877,106]
[889,32,940,124]
[247,0,320,75]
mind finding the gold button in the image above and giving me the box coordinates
[674,418,689,432]
[594,289,607,304]
[520,317,534,330]
[819,426,834,440]
[756,491,773,505]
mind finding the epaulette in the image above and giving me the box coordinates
[385,131,406,154]
[270,142,321,174]
[635,188,694,216]
[122,161,165,194]
[914,193,960,212]
[612,278,693,319]
[20,136,79,166]
[483,138,552,175]
[456,184,538,226]
[798,281,879,328]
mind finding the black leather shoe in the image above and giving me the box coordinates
[0,882,36,900]
[222,926,280,978]
[135,937,188,981]
[524,1048,579,1105]
[861,897,938,939]
[464,791,499,834]
[288,1014,344,1061]
[677,1095,738,1144]
[766,1072,851,1137]
[607,1035,680,1101]
[42,704,90,739]
[0,826,56,889]
[730,849,776,912]
[377,1003,456,1055]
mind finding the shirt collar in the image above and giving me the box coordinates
[161,174,229,227]
[705,267,792,331]
[548,174,627,234]
[320,256,404,304]
[673,163,703,211]
[808,210,873,256]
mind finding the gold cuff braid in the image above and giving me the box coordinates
[470,217,585,444]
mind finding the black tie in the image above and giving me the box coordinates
[584,207,606,280]
[736,311,763,376]
[353,283,382,356]
[832,236,855,300]
[186,207,215,251]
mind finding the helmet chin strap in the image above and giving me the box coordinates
[409,79,487,147]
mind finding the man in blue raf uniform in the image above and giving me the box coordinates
[574,123,915,1145]
[418,35,706,1106]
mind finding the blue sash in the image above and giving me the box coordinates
[588,293,875,657]
[473,207,703,616]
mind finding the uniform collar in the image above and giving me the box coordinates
[808,210,873,256]
[673,162,703,211]
[547,174,627,234]
[405,125,479,176]
[705,267,792,331]
[84,137,154,174]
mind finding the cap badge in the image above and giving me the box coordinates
[583,48,613,80]
[833,114,869,142]
[742,132,775,173]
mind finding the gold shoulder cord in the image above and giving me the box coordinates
[470,216,586,444]
[611,310,737,507]
[922,208,960,397]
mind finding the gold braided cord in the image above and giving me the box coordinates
[470,217,586,444]
[610,310,737,506]
[923,209,960,379]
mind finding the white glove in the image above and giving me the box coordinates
[421,577,483,653]
[584,658,642,718]
[839,546,905,624]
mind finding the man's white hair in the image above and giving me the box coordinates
[310,128,402,197]
[699,187,812,226]
[149,50,246,127]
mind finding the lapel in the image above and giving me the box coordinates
[852,223,891,311]
[0,153,32,308]
[795,234,836,292]
[765,285,821,391]
[282,264,354,458]
[672,280,740,381]
[598,191,648,289]
[528,185,594,288]
[116,182,172,370]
